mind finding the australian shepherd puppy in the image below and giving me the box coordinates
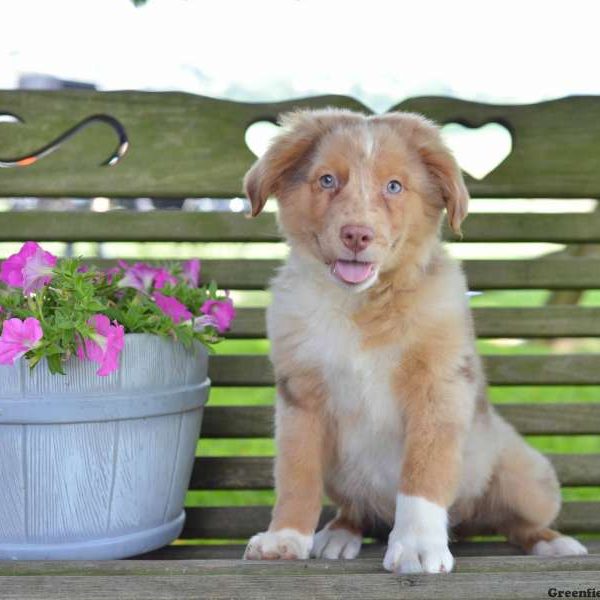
[241,109,587,574]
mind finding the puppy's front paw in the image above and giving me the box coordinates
[383,494,454,574]
[312,524,362,559]
[383,533,454,574]
[243,528,313,560]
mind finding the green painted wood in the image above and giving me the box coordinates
[2,571,599,600]
[230,306,600,338]
[471,307,600,338]
[395,95,600,198]
[5,92,600,199]
[481,354,600,385]
[208,354,600,386]
[92,258,600,290]
[0,211,279,243]
[0,90,367,198]
[179,502,600,539]
[201,404,600,437]
[190,454,600,489]
[0,211,600,243]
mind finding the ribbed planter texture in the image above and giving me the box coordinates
[0,334,209,560]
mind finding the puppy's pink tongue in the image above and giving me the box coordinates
[332,260,373,284]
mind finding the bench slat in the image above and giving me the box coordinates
[1,211,600,243]
[89,258,600,290]
[2,547,600,572]
[231,306,600,338]
[3,570,600,600]
[191,454,600,489]
[208,354,600,386]
[0,90,367,198]
[201,404,600,437]
[180,502,600,538]
[141,540,600,560]
[4,92,600,199]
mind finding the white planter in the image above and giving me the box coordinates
[0,334,209,560]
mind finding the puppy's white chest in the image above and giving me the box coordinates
[315,326,403,501]
[269,274,403,501]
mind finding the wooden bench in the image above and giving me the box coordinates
[0,90,599,599]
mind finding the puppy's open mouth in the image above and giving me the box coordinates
[331,260,375,285]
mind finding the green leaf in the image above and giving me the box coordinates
[46,354,66,376]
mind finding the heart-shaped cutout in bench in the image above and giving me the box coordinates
[245,119,513,181]
[245,120,280,158]
[441,122,512,180]
[0,113,23,124]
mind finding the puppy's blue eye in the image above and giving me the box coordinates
[319,174,337,189]
[387,180,403,194]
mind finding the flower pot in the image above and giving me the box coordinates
[0,334,209,560]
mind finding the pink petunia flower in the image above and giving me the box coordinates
[76,314,125,376]
[182,259,201,287]
[0,242,38,287]
[153,268,177,290]
[200,298,235,333]
[193,314,219,331]
[117,261,155,292]
[0,317,43,365]
[117,262,176,292]
[22,245,58,295]
[0,242,57,294]
[154,292,192,324]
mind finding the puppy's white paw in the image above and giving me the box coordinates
[531,535,588,557]
[243,528,313,560]
[383,535,454,574]
[383,494,454,575]
[312,524,362,560]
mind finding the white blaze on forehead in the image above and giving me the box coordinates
[362,124,375,158]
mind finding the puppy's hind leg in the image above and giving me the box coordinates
[312,508,363,560]
[489,436,587,557]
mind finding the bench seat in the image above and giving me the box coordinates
[1,543,599,599]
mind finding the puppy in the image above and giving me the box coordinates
[242,109,587,574]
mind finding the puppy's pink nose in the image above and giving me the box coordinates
[340,225,374,252]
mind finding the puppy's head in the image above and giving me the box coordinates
[244,109,468,292]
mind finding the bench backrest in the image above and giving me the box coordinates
[0,91,599,541]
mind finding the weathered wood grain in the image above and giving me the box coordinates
[140,540,600,560]
[0,211,600,243]
[91,257,600,290]
[5,92,600,199]
[179,503,600,539]
[200,404,600,437]
[2,571,600,600]
[0,90,367,198]
[207,354,600,386]
[230,306,600,338]
[189,454,600,489]
[2,549,600,575]
[396,95,600,198]
[471,307,600,338]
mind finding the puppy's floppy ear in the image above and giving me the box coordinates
[244,151,280,218]
[413,118,469,235]
[420,140,469,236]
[387,112,469,235]
[243,109,347,217]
